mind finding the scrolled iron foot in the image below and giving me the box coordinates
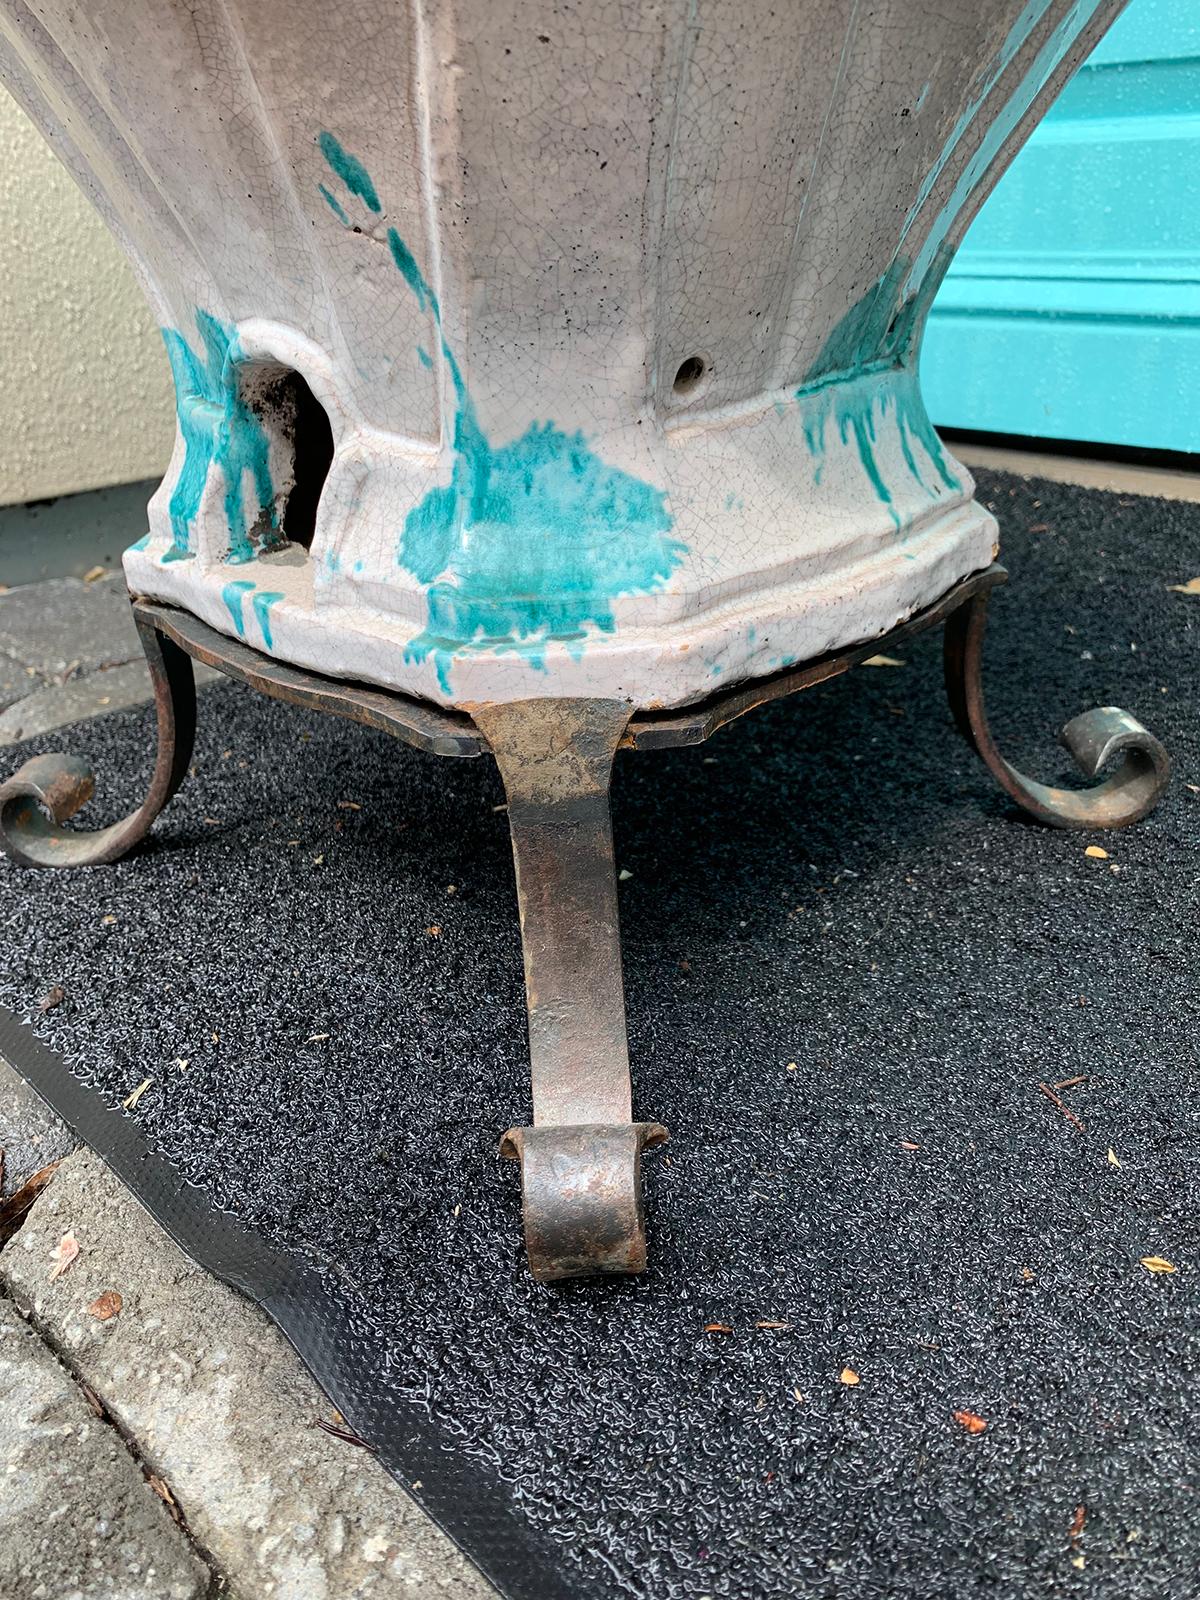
[944,579,1170,830]
[0,615,196,868]
[474,697,667,1282]
[500,1122,669,1282]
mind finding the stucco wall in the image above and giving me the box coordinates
[0,86,173,507]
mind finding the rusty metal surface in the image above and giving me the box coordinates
[0,617,195,867]
[472,698,667,1282]
[134,567,1008,760]
[1,563,1172,1279]
[498,1124,668,1281]
[622,565,1010,750]
[944,590,1171,829]
[138,601,482,760]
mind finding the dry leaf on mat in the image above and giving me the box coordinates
[1140,1256,1177,1275]
[954,1410,988,1435]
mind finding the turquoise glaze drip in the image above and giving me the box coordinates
[799,370,959,530]
[799,0,1100,518]
[160,310,278,564]
[221,579,256,637]
[317,132,380,213]
[251,590,285,650]
[317,183,350,226]
[318,135,685,694]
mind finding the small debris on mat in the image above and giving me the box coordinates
[88,1290,123,1321]
[337,799,361,810]
[1037,1082,1085,1133]
[953,1410,988,1435]
[862,654,905,667]
[123,1078,153,1110]
[314,1416,377,1451]
[755,1320,791,1330]
[618,868,634,881]
[0,1160,60,1246]
[37,984,65,1013]
[1069,1504,1086,1543]
[704,1322,733,1335]
[148,1474,183,1523]
[48,1231,80,1280]
[1084,845,1109,860]
[839,1367,860,1387]
[1167,577,1200,594]
[79,1381,105,1418]
[900,1139,921,1151]
[82,564,108,584]
[1108,1148,1122,1169]
[1139,1255,1177,1275]
[1052,1074,1087,1090]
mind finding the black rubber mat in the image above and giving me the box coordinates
[2,468,1198,1599]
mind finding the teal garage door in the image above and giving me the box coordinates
[922,0,1200,454]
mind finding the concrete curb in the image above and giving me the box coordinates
[0,1114,494,1598]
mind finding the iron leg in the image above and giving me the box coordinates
[0,614,196,867]
[471,698,667,1282]
[943,586,1170,829]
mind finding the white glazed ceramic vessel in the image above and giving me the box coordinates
[0,0,1121,709]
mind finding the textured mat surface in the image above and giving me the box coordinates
[2,469,1198,1599]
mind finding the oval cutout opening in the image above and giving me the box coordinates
[672,354,709,397]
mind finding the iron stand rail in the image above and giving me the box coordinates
[0,563,1170,1280]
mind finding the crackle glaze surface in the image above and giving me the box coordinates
[0,0,1122,708]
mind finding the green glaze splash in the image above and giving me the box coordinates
[251,590,285,650]
[161,310,279,564]
[317,183,350,226]
[401,415,682,690]
[388,228,434,315]
[799,370,959,530]
[797,233,962,525]
[318,134,685,694]
[804,257,920,391]
[804,2,1095,438]
[222,579,256,637]
[317,132,380,213]
[894,386,959,497]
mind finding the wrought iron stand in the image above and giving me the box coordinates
[0,563,1170,1280]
